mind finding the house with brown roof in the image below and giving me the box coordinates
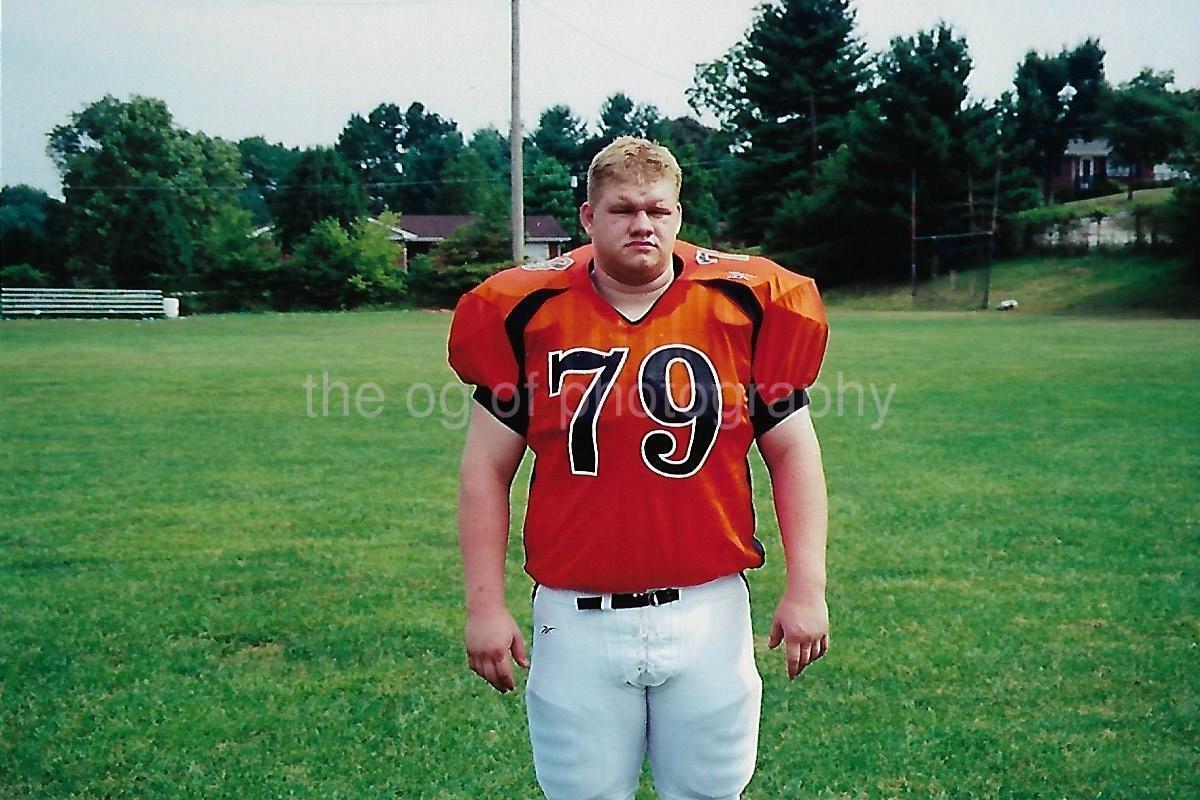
[384,215,573,263]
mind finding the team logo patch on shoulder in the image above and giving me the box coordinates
[695,249,752,265]
[521,255,574,271]
[725,270,754,281]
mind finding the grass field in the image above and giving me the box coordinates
[1054,188,1174,214]
[2,308,1198,798]
[824,252,1199,316]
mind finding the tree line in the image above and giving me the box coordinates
[688,0,1198,283]
[2,0,1198,311]
[0,91,727,311]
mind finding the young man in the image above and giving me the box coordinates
[449,137,830,800]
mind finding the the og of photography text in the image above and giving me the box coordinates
[303,371,897,430]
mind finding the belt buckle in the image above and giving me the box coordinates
[647,590,663,607]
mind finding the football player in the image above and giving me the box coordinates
[450,136,830,799]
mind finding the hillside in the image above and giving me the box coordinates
[823,251,1199,316]
[1012,188,1175,250]
[1057,187,1174,214]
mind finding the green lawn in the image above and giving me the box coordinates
[2,309,1197,798]
[825,252,1198,316]
[1056,187,1174,214]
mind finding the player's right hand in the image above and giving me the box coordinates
[465,607,530,693]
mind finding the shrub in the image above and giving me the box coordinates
[408,254,507,309]
[344,213,407,307]
[191,204,280,312]
[1167,180,1200,275]
[432,216,511,268]
[275,215,406,310]
[0,263,51,287]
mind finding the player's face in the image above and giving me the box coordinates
[580,178,682,286]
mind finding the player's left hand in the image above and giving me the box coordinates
[767,592,829,680]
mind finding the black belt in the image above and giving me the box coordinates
[576,588,680,610]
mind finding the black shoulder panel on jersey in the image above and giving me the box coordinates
[743,456,766,571]
[505,287,567,372]
[750,388,811,439]
[494,287,567,436]
[705,279,764,350]
[473,385,528,436]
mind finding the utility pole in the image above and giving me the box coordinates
[983,151,1002,311]
[510,0,525,264]
[910,166,918,298]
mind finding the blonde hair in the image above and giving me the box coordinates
[586,136,682,202]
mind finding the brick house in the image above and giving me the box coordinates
[1050,137,1156,194]
[383,215,572,264]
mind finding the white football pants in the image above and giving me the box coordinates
[526,573,761,800]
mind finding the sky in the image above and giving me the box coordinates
[2,0,1198,196]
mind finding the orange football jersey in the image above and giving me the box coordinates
[448,241,828,593]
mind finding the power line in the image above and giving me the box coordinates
[44,106,1199,195]
[60,159,737,193]
[62,174,511,192]
[239,0,463,7]
[526,0,692,87]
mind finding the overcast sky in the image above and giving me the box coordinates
[3,0,1198,196]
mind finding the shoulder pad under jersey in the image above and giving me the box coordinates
[465,246,589,317]
[677,241,820,311]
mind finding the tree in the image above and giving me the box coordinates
[690,0,867,241]
[595,93,669,142]
[238,136,302,225]
[1172,176,1200,276]
[432,216,511,268]
[395,103,464,214]
[280,219,359,309]
[1012,50,1069,200]
[598,93,636,140]
[1104,69,1191,200]
[867,24,976,236]
[394,131,465,215]
[763,145,863,281]
[1063,39,1108,137]
[658,117,731,244]
[687,41,755,142]
[345,212,407,307]
[766,24,985,283]
[669,137,722,245]
[583,94,672,173]
[1163,96,1200,275]
[1012,39,1108,201]
[468,126,511,178]
[433,128,510,216]
[988,91,1045,252]
[280,214,405,310]
[48,94,247,290]
[433,146,505,215]
[336,101,464,214]
[191,203,280,311]
[0,263,52,288]
[336,103,406,214]
[530,105,588,176]
[0,185,67,283]
[524,152,576,237]
[271,147,366,253]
